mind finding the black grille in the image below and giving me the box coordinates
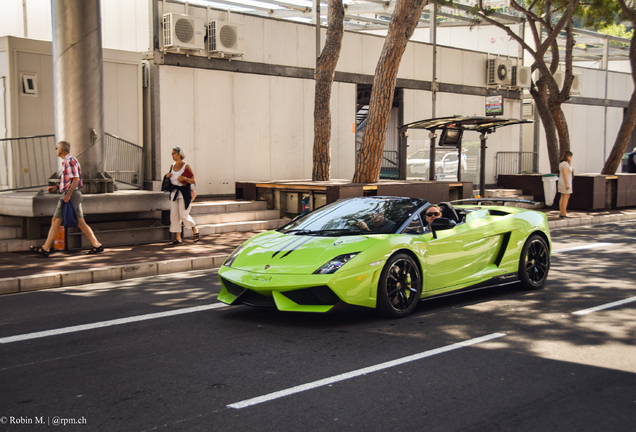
[220,277,275,308]
[282,286,341,306]
[220,277,246,296]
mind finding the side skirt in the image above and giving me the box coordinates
[421,273,519,301]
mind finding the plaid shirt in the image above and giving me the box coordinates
[59,154,83,192]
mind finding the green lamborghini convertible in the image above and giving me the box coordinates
[218,196,551,318]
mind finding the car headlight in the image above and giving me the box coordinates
[313,253,359,274]
[224,245,244,268]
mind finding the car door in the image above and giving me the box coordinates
[424,210,500,294]
[442,153,458,175]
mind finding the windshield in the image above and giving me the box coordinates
[279,197,427,235]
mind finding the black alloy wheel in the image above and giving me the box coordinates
[519,234,550,289]
[377,253,422,318]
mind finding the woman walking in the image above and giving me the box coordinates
[558,151,574,218]
[165,146,200,244]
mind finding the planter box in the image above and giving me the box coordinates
[616,174,636,207]
[498,173,623,211]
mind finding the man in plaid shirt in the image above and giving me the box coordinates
[30,141,104,256]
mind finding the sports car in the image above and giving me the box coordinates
[218,196,551,318]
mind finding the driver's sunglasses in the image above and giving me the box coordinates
[426,212,441,217]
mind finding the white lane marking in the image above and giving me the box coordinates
[0,303,228,344]
[572,296,636,316]
[552,243,612,254]
[228,332,506,410]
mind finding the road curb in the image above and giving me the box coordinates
[547,212,636,230]
[0,254,230,295]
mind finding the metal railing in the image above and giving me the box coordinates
[495,151,537,179]
[0,135,57,191]
[0,133,144,191]
[104,133,144,188]
[380,150,399,179]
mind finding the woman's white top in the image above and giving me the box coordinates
[557,161,573,194]
[169,163,187,200]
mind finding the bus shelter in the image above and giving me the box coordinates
[398,116,532,197]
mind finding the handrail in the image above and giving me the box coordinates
[0,134,57,191]
[104,133,144,188]
[0,133,144,191]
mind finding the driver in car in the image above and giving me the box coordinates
[357,209,396,232]
[423,205,442,233]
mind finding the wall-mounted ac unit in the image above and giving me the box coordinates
[487,58,512,86]
[207,21,245,56]
[512,66,532,88]
[163,13,205,51]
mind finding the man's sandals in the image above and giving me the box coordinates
[87,245,104,254]
[30,246,50,257]
[193,232,200,242]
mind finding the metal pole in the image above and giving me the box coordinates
[399,126,408,180]
[429,132,436,181]
[431,2,437,118]
[22,0,28,38]
[51,0,105,189]
[457,140,462,182]
[479,133,487,197]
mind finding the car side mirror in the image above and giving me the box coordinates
[431,217,456,239]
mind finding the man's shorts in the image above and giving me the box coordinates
[53,189,84,219]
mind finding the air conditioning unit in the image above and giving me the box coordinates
[207,21,245,56]
[163,13,205,51]
[512,66,532,88]
[487,58,512,86]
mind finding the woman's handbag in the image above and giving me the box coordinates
[161,165,173,192]
[61,199,79,228]
[161,174,172,192]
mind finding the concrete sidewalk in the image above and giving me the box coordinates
[1,207,635,295]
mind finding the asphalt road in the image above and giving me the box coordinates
[1,221,635,431]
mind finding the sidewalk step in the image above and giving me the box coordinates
[69,225,170,249]
[0,226,21,240]
[190,200,268,215]
[0,238,44,253]
[191,209,280,225]
[483,189,524,198]
[191,218,290,237]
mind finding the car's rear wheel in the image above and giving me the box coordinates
[519,234,550,289]
[377,253,422,318]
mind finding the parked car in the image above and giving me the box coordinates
[407,150,467,178]
[218,196,551,318]
[406,150,442,178]
[439,152,468,177]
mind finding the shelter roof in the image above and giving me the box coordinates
[401,116,532,134]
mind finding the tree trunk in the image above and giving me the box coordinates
[312,0,345,181]
[602,0,636,174]
[532,78,560,173]
[352,0,427,183]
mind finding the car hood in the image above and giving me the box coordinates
[229,230,384,275]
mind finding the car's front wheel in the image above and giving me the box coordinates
[519,234,550,289]
[377,253,422,318]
